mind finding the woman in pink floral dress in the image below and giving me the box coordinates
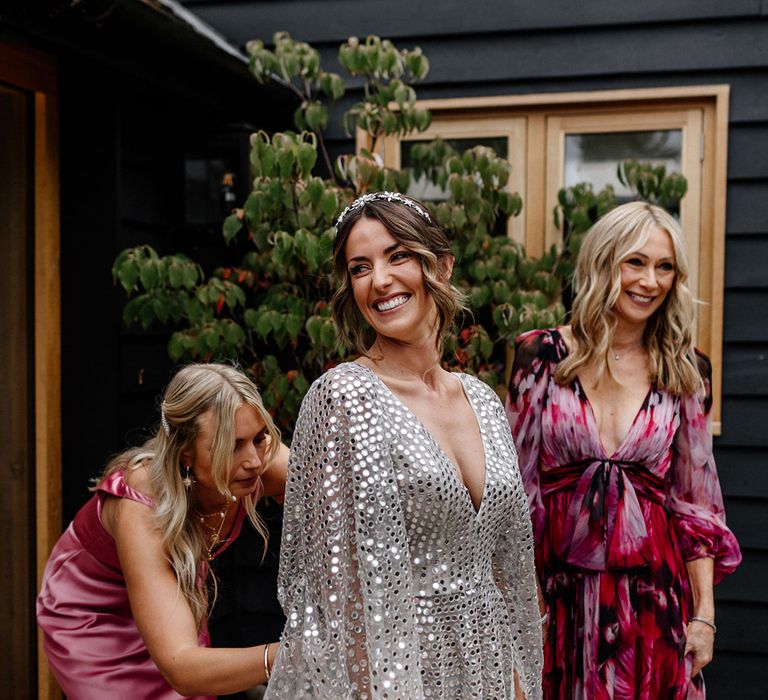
[506,202,741,699]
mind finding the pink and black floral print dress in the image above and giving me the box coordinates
[506,328,741,700]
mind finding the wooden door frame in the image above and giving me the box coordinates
[0,40,62,700]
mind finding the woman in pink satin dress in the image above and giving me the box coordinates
[37,363,288,699]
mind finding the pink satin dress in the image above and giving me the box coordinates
[37,469,245,699]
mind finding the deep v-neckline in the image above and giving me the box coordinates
[575,377,652,459]
[552,329,652,459]
[358,363,489,516]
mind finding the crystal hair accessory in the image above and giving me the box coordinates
[160,409,170,436]
[334,191,431,233]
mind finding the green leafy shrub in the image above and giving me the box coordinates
[113,33,685,437]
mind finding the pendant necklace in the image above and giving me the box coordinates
[196,500,232,560]
[612,342,643,362]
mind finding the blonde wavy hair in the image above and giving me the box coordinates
[99,363,280,628]
[331,194,468,355]
[555,201,703,396]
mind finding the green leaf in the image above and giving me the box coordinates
[182,265,199,289]
[330,73,345,100]
[244,308,259,329]
[450,206,467,230]
[318,230,334,262]
[304,234,319,270]
[122,296,142,325]
[306,315,323,345]
[224,321,246,349]
[120,259,140,293]
[168,263,183,289]
[168,333,186,362]
[297,142,317,179]
[277,148,295,179]
[204,328,219,352]
[193,333,209,358]
[305,102,329,132]
[268,310,284,334]
[256,312,272,340]
[138,299,155,329]
[152,297,169,324]
[139,260,159,291]
[294,373,310,395]
[319,319,336,347]
[274,374,290,399]
[321,190,338,219]
[480,336,493,360]
[223,214,242,243]
[285,313,303,339]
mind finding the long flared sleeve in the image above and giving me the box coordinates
[490,386,544,700]
[505,329,553,545]
[266,365,424,699]
[665,352,742,584]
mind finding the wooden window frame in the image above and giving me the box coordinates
[372,86,729,434]
[0,41,62,700]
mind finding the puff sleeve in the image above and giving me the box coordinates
[664,352,741,584]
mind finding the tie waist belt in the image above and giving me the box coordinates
[540,458,666,571]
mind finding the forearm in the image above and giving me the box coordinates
[158,642,277,696]
[686,557,715,619]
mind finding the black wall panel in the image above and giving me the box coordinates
[718,551,768,602]
[722,345,768,394]
[717,447,768,498]
[182,0,764,46]
[726,181,768,234]
[725,238,768,288]
[724,292,768,342]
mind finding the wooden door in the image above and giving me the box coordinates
[0,41,62,700]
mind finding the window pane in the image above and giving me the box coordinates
[401,136,507,201]
[564,129,682,200]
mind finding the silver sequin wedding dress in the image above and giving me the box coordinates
[265,362,542,699]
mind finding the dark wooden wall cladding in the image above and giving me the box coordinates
[45,15,294,525]
[58,64,276,522]
[178,1,768,695]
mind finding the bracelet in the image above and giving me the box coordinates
[689,616,717,633]
[264,642,272,681]
[539,612,549,625]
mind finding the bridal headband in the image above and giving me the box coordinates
[335,191,431,233]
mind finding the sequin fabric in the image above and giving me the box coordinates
[266,362,542,699]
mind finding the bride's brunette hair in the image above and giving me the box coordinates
[555,201,703,396]
[331,193,467,355]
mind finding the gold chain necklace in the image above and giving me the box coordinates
[195,500,232,561]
